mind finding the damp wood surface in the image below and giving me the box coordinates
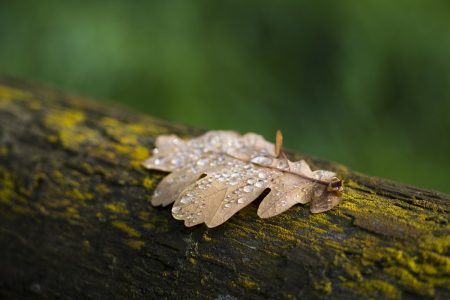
[0,76,449,300]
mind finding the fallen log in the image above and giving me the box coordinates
[0,77,448,299]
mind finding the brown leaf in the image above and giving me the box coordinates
[142,131,343,227]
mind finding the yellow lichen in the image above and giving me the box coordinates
[45,109,85,129]
[0,147,7,156]
[0,170,15,205]
[65,207,80,219]
[420,251,450,274]
[28,99,42,110]
[104,202,129,215]
[202,232,212,241]
[143,177,155,190]
[333,253,363,281]
[342,279,401,300]
[419,235,450,255]
[111,221,141,237]
[0,85,32,102]
[11,205,32,215]
[138,211,150,221]
[45,199,72,208]
[143,223,155,230]
[313,279,333,294]
[100,116,167,138]
[65,188,93,201]
[385,267,435,296]
[95,184,110,194]
[96,212,106,221]
[126,240,145,250]
[82,240,91,251]
[238,274,258,289]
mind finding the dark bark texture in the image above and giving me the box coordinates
[0,77,449,299]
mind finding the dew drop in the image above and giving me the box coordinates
[258,172,267,179]
[180,196,192,204]
[154,157,165,165]
[243,185,254,193]
[277,159,289,170]
[224,203,231,208]
[251,156,273,166]
[197,158,209,166]
[237,198,245,204]
[314,189,324,197]
[173,212,184,220]
[254,180,265,188]
[171,158,181,165]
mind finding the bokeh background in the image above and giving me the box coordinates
[0,1,449,193]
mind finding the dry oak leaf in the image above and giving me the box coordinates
[142,130,343,228]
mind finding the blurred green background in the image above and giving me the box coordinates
[0,1,449,193]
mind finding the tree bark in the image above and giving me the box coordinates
[0,76,448,299]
